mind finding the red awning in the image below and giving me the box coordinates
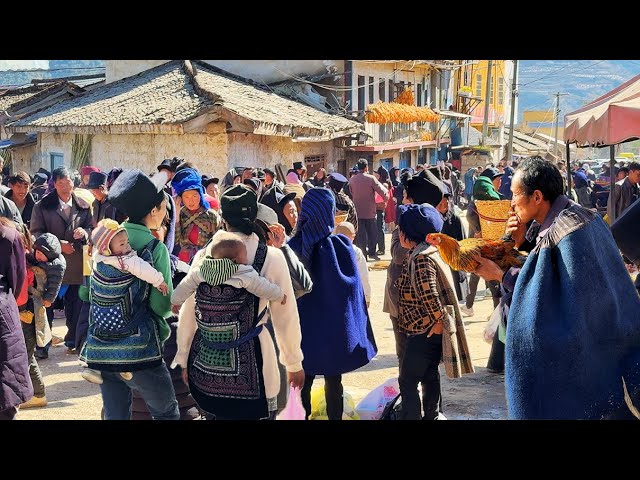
[564,73,640,147]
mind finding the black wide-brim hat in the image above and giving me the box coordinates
[108,169,165,221]
[611,198,640,264]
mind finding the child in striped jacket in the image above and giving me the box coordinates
[171,231,286,314]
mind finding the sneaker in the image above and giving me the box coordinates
[369,254,381,261]
[19,396,48,409]
[53,309,66,319]
[81,368,104,385]
[120,372,133,381]
[459,306,474,317]
[376,249,385,256]
[51,335,64,346]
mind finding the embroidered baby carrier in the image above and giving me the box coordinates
[188,241,270,419]
[80,238,163,372]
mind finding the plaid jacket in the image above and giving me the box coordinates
[397,243,474,378]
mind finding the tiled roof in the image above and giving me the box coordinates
[9,60,362,139]
[193,62,362,138]
[0,87,42,112]
[9,62,211,132]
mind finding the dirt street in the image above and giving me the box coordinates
[17,231,508,421]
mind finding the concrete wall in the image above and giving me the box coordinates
[36,123,229,176]
[6,143,38,174]
[33,124,343,178]
[227,132,343,172]
[105,60,341,85]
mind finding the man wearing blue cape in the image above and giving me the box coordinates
[475,156,640,419]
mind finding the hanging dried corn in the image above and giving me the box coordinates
[394,88,415,105]
[365,102,440,125]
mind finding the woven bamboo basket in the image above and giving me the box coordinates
[475,200,512,240]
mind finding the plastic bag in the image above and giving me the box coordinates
[276,386,305,420]
[483,305,501,344]
[355,378,400,420]
[309,384,359,420]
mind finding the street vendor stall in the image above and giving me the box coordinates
[564,73,640,223]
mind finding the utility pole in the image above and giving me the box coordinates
[553,92,569,159]
[481,60,493,146]
[506,60,519,163]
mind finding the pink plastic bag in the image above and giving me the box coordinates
[277,386,306,420]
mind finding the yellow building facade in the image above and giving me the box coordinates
[454,60,509,128]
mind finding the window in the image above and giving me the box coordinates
[399,151,411,169]
[498,76,504,105]
[418,148,427,165]
[357,76,365,113]
[50,153,63,171]
[489,78,494,105]
[389,79,394,102]
[369,76,375,104]
[475,74,483,98]
[379,79,385,102]
[417,84,423,107]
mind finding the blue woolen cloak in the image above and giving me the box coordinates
[288,187,377,376]
[506,206,640,419]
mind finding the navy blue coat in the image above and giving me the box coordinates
[289,234,377,376]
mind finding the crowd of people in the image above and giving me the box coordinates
[1,151,639,421]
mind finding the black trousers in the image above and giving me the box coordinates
[355,218,377,258]
[301,374,343,420]
[63,285,87,350]
[389,315,408,370]
[466,275,500,309]
[398,332,443,420]
[376,210,385,253]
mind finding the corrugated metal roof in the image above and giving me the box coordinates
[9,60,363,139]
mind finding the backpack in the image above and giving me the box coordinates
[89,237,160,340]
[81,237,164,371]
[187,241,271,419]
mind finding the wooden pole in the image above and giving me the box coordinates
[610,145,616,222]
[566,142,571,196]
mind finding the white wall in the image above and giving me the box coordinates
[34,124,344,178]
[227,132,343,172]
[36,123,229,176]
[105,60,341,85]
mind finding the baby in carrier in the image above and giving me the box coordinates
[171,231,286,314]
[81,219,169,385]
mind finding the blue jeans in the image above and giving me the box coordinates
[99,361,179,420]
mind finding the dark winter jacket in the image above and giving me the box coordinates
[92,197,127,228]
[0,195,22,225]
[32,233,67,304]
[0,222,33,410]
[30,191,92,285]
[5,190,35,227]
[280,244,313,299]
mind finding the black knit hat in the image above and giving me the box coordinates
[403,169,445,207]
[220,184,258,235]
[108,169,165,222]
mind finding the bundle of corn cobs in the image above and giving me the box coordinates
[365,102,440,125]
[394,88,415,105]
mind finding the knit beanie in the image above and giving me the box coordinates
[398,203,444,242]
[92,219,126,256]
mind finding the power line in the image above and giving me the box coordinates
[518,60,607,88]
